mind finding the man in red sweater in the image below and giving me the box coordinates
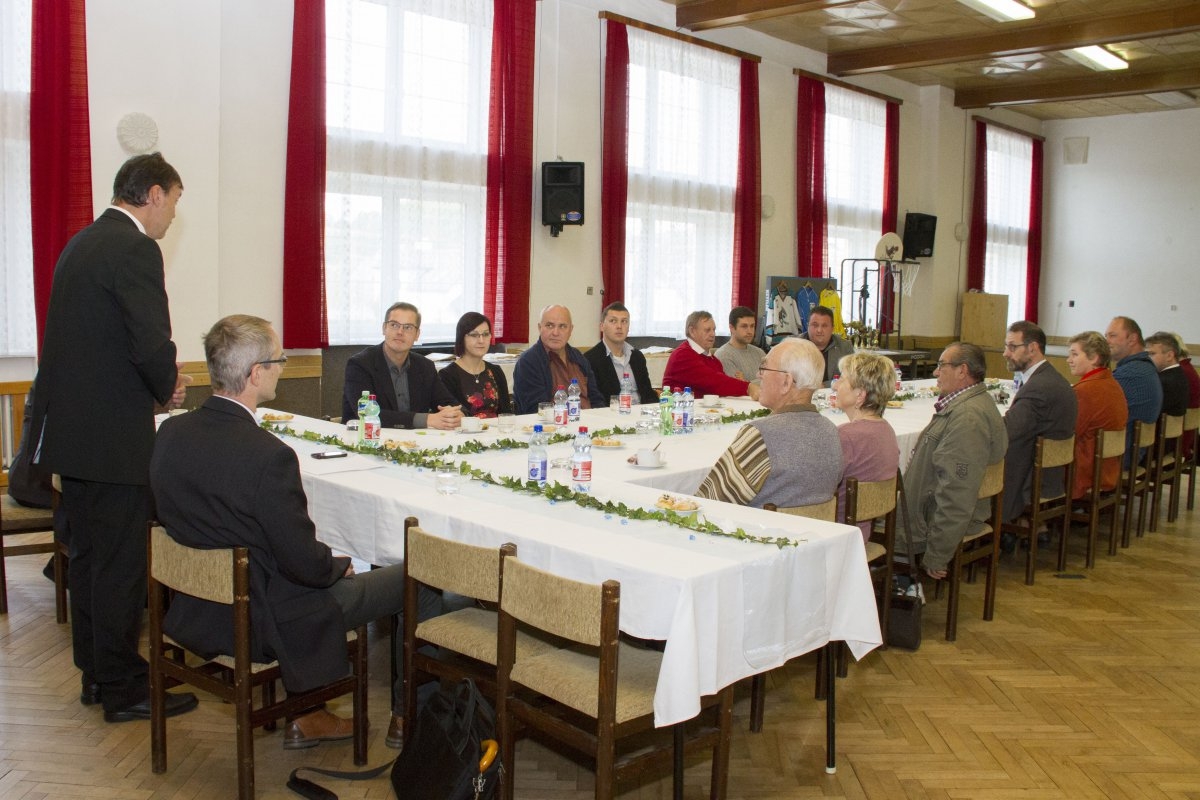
[662,311,761,400]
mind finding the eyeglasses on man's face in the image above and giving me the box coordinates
[1002,341,1029,352]
[757,365,788,377]
[257,355,288,368]
[386,321,418,333]
[935,360,962,370]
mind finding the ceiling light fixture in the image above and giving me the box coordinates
[1145,91,1195,107]
[1064,45,1128,71]
[955,0,1034,23]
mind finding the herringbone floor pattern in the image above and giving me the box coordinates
[2,510,1198,799]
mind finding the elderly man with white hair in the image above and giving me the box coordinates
[697,338,842,508]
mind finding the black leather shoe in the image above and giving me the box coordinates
[80,681,101,706]
[1036,530,1052,548]
[104,691,199,723]
[999,532,1017,555]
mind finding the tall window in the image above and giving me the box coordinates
[1,0,34,357]
[325,0,492,344]
[823,84,886,326]
[982,126,1033,325]
[623,28,739,338]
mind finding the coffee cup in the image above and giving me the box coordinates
[460,416,482,433]
[635,448,661,467]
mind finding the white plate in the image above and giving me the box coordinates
[655,503,699,515]
[593,443,625,450]
[699,401,724,409]
[263,416,294,426]
[630,461,667,470]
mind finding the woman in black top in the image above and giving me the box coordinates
[437,312,512,418]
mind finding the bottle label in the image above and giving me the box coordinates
[364,420,381,446]
[572,459,592,484]
[567,398,581,421]
[528,458,547,484]
[619,393,632,413]
[554,404,569,426]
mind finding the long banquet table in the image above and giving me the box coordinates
[260,378,998,729]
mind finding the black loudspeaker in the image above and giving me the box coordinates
[542,162,584,236]
[902,212,937,258]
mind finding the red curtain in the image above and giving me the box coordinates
[795,76,826,279]
[600,20,630,309]
[878,100,899,333]
[30,0,92,355]
[484,0,536,344]
[282,0,327,348]
[731,59,761,309]
[1024,138,1044,321]
[966,120,988,292]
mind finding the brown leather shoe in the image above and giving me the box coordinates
[282,709,355,750]
[385,713,404,749]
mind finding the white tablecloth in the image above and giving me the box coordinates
[268,403,887,726]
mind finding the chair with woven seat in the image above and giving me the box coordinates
[939,459,1004,642]
[1065,427,1127,564]
[401,517,559,742]
[1,491,68,622]
[1148,413,1185,529]
[147,525,368,800]
[495,551,733,800]
[1120,419,1156,546]
[1000,434,1075,585]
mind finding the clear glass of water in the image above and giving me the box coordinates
[434,462,460,495]
[496,413,515,435]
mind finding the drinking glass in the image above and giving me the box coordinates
[434,462,460,495]
[496,413,516,434]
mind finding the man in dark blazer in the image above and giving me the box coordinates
[341,301,463,429]
[1000,321,1079,545]
[30,153,197,722]
[583,301,656,405]
[153,315,421,749]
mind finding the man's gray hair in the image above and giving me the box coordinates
[772,338,824,391]
[685,310,713,338]
[950,341,987,382]
[383,301,421,329]
[205,315,276,395]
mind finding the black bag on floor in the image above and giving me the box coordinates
[287,678,499,800]
[391,678,500,800]
[886,577,923,650]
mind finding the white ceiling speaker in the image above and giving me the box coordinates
[116,112,159,154]
[1063,137,1089,165]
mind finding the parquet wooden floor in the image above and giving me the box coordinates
[2,509,1198,799]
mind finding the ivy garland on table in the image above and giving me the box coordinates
[262,407,803,548]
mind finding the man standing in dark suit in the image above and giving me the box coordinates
[30,153,197,721]
[153,315,416,749]
[341,302,463,429]
[999,321,1078,551]
[583,302,656,405]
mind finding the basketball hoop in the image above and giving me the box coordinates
[901,262,921,297]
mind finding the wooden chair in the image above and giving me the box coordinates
[1120,419,1156,546]
[941,459,1004,642]
[401,518,558,741]
[1184,407,1199,512]
[1065,428,1127,564]
[147,526,368,800]
[1000,435,1075,585]
[1148,413,1185,528]
[495,552,732,800]
[1,490,68,623]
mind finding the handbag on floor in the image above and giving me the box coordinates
[287,678,500,800]
[888,470,924,651]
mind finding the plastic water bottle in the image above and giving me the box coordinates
[829,374,842,415]
[571,426,592,493]
[618,372,634,415]
[567,379,582,422]
[895,366,903,392]
[681,387,694,434]
[659,386,673,436]
[527,424,548,486]
[671,387,684,434]
[553,385,568,426]
[363,394,382,447]
[356,390,370,444]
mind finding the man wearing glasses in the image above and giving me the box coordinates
[999,321,1077,552]
[901,343,1007,579]
[342,302,463,430]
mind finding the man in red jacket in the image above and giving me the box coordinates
[662,311,761,400]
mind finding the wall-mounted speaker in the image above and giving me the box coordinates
[542,162,584,236]
[902,212,937,258]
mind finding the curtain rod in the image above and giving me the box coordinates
[972,114,1046,142]
[598,11,761,63]
[793,68,902,106]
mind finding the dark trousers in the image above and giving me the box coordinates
[61,477,152,711]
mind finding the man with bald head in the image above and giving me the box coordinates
[1106,316,1162,462]
[513,304,605,414]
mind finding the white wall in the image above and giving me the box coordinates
[1041,107,1200,342]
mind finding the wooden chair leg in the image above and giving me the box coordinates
[0,541,9,614]
[353,626,368,766]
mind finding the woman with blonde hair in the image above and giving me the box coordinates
[833,352,900,542]
[1066,330,1127,499]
